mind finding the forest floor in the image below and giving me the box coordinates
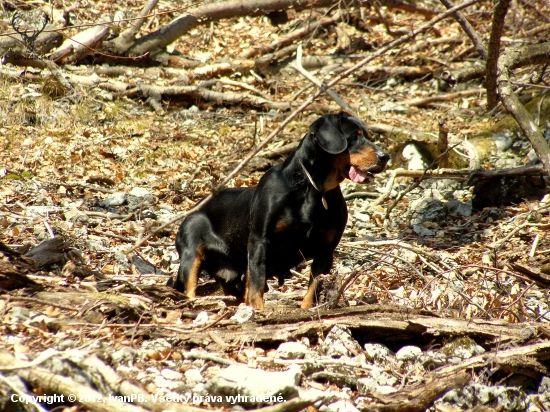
[1,1,550,411]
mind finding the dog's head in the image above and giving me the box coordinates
[309,112,389,189]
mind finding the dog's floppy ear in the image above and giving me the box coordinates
[311,114,348,154]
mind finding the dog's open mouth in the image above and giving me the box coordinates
[347,165,384,184]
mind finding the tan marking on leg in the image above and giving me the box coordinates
[244,270,265,310]
[185,245,205,298]
[301,277,319,309]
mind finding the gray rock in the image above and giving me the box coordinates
[154,375,184,390]
[439,383,526,411]
[64,207,89,224]
[323,399,360,412]
[100,192,127,207]
[127,187,155,210]
[421,179,462,192]
[114,251,131,270]
[410,197,448,225]
[319,325,362,358]
[402,143,428,170]
[86,239,107,252]
[275,342,309,360]
[380,102,407,114]
[420,350,447,368]
[205,365,301,407]
[412,224,435,237]
[111,347,138,366]
[142,338,172,351]
[441,338,485,360]
[9,306,32,321]
[493,131,513,152]
[446,199,472,217]
[357,377,397,395]
[364,343,393,363]
[56,339,77,351]
[185,369,203,386]
[230,303,255,323]
[128,187,152,197]
[193,311,209,326]
[95,88,113,101]
[540,376,550,394]
[370,369,398,386]
[161,368,183,381]
[395,346,422,362]
[353,212,370,223]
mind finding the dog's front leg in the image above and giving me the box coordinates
[245,234,267,310]
[301,254,334,309]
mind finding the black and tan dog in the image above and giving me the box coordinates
[172,112,389,309]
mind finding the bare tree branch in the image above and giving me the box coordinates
[439,0,487,59]
[241,11,343,59]
[497,42,550,176]
[126,0,344,56]
[106,0,159,54]
[486,0,511,110]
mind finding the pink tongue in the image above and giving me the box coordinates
[349,165,368,183]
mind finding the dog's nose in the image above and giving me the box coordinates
[378,152,390,164]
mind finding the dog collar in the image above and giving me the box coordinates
[299,160,328,210]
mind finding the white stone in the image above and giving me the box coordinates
[205,365,301,407]
[395,346,422,362]
[275,342,308,359]
[161,368,183,380]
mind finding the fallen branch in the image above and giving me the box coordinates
[126,0,345,56]
[197,78,270,99]
[50,23,110,64]
[255,44,298,69]
[368,371,470,412]
[0,24,63,54]
[356,65,431,81]
[24,238,72,268]
[180,305,535,346]
[441,42,550,86]
[343,239,440,260]
[124,83,336,112]
[105,0,159,54]
[241,12,343,59]
[509,262,550,287]
[390,164,545,180]
[434,341,550,378]
[402,88,483,108]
